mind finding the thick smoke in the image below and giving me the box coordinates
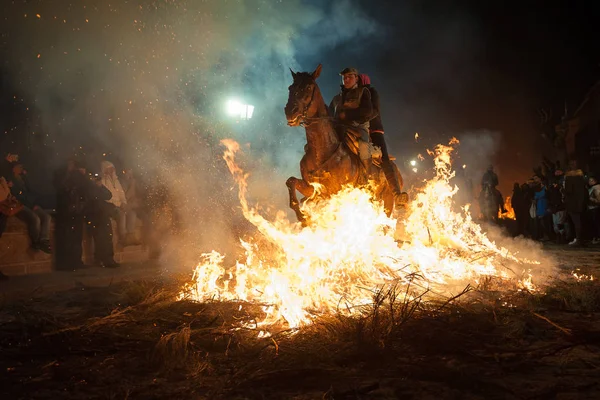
[1,0,379,266]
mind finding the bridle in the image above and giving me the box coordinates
[292,79,332,126]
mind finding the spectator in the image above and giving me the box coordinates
[511,182,527,236]
[100,160,127,245]
[533,177,550,241]
[547,179,567,244]
[53,158,89,270]
[564,160,588,246]
[8,161,52,253]
[0,171,15,281]
[588,175,600,244]
[87,172,120,268]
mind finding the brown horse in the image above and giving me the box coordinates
[283,64,403,223]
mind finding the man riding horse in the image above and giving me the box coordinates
[481,164,507,214]
[328,67,373,176]
[284,64,406,223]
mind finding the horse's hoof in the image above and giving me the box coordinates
[395,192,409,205]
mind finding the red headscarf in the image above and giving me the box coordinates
[359,73,371,85]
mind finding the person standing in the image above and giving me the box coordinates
[564,161,588,246]
[87,173,120,268]
[100,160,128,245]
[53,158,89,270]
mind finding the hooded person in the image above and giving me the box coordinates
[328,67,373,176]
[100,160,127,243]
[358,73,407,206]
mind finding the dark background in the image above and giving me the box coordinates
[1,0,599,205]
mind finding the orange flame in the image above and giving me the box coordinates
[499,196,516,220]
[179,138,540,330]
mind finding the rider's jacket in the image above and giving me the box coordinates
[363,85,384,134]
[329,85,372,133]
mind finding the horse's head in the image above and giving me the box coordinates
[284,64,322,126]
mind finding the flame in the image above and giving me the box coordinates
[571,269,595,282]
[499,196,516,220]
[179,138,540,330]
[414,132,419,141]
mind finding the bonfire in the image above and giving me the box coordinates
[179,138,545,331]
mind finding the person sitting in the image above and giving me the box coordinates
[328,67,373,175]
[358,73,406,205]
[8,161,52,253]
[481,164,507,213]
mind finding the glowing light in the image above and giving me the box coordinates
[226,99,254,120]
[462,164,467,169]
[412,167,418,173]
[410,160,417,166]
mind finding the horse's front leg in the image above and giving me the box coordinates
[286,177,315,223]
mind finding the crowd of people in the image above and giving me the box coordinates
[510,159,600,246]
[0,152,158,280]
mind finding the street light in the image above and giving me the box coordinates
[226,99,254,120]
[410,159,417,167]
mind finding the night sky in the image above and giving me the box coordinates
[1,0,599,208]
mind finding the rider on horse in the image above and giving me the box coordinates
[358,73,405,204]
[481,165,507,214]
[328,67,373,176]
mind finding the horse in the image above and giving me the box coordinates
[283,64,404,223]
[479,183,500,223]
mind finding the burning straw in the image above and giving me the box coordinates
[179,138,551,331]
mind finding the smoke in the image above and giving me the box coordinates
[1,0,379,266]
[456,130,502,183]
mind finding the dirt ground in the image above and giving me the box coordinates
[1,247,600,400]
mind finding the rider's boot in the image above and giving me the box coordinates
[383,162,408,206]
[495,189,507,213]
[358,140,373,181]
[361,158,372,181]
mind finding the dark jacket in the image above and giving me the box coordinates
[546,184,564,212]
[364,85,384,133]
[329,85,373,127]
[564,169,587,213]
[85,180,113,217]
[54,168,90,216]
[10,175,37,209]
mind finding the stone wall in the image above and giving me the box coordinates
[0,214,149,276]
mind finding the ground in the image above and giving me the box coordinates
[1,247,600,400]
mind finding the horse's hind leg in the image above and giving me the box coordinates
[286,177,314,223]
